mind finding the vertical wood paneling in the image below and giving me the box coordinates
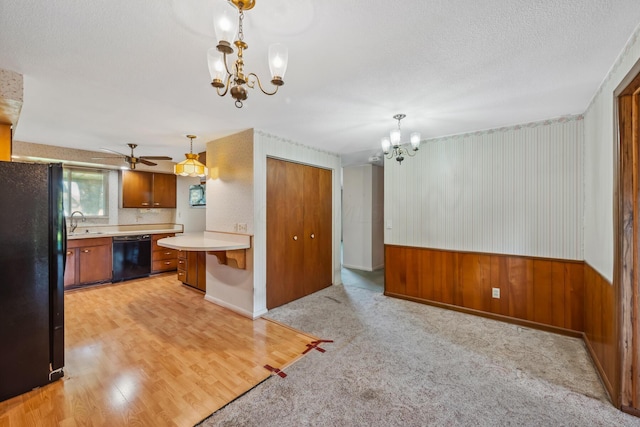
[385,245,584,333]
[583,263,619,407]
[385,117,584,260]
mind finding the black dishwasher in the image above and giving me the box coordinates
[112,235,151,282]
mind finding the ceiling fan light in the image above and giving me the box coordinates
[268,43,288,81]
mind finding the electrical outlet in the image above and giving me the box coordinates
[237,223,248,233]
[492,288,500,299]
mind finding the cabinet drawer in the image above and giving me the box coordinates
[178,258,186,269]
[152,249,178,261]
[177,269,186,282]
[178,250,187,260]
[152,233,176,250]
[152,258,177,272]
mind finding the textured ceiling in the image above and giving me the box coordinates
[1,0,640,166]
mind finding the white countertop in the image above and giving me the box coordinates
[67,223,184,240]
[157,231,251,251]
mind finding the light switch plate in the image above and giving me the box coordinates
[492,288,500,299]
[386,220,392,229]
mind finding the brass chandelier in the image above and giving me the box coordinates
[381,114,421,164]
[207,0,288,108]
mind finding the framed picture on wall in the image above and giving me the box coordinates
[189,184,206,208]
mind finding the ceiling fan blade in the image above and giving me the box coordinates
[140,155,173,161]
[100,148,127,156]
[139,159,158,166]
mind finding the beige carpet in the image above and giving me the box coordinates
[199,282,640,426]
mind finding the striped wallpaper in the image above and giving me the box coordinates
[583,21,640,281]
[384,116,584,260]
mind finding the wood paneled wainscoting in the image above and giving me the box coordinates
[385,245,627,407]
[384,245,584,334]
[583,262,619,408]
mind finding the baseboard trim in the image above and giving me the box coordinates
[342,263,374,271]
[204,294,260,319]
[384,291,583,339]
[583,332,617,406]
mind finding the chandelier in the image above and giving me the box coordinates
[174,135,208,178]
[207,0,288,108]
[381,114,421,164]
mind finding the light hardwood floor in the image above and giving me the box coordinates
[0,274,317,426]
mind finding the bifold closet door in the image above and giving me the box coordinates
[266,158,333,310]
[267,158,305,309]
[303,164,332,295]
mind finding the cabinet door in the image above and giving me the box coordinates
[196,251,206,291]
[266,158,305,309]
[303,165,333,295]
[78,244,112,284]
[64,249,77,287]
[152,173,177,208]
[122,170,152,208]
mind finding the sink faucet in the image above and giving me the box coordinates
[69,211,86,232]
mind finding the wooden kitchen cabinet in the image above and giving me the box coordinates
[152,233,177,273]
[178,250,206,291]
[266,158,332,309]
[64,237,112,288]
[122,170,177,208]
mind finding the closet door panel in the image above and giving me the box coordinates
[303,165,333,294]
[266,158,305,309]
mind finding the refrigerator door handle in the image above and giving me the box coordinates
[62,216,67,272]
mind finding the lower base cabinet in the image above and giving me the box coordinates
[64,237,112,288]
[152,233,177,273]
[178,250,206,291]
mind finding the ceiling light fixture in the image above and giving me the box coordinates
[381,114,421,164]
[174,135,208,178]
[207,0,288,108]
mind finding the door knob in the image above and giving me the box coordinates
[310,233,315,239]
[293,235,298,241]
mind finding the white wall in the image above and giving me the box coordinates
[175,176,205,232]
[384,116,584,260]
[204,129,341,318]
[253,130,342,316]
[205,129,255,317]
[584,23,640,282]
[343,164,384,271]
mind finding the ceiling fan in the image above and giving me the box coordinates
[95,143,172,169]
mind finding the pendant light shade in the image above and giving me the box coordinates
[174,135,208,178]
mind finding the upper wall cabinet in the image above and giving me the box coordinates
[121,170,177,208]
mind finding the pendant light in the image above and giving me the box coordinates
[174,135,208,178]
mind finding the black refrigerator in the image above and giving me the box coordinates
[0,161,65,402]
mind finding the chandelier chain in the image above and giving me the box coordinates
[238,9,244,42]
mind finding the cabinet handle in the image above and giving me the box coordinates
[153,203,160,206]
[141,202,149,206]
[293,235,298,241]
[66,251,73,256]
[310,233,315,239]
[164,262,171,265]
[82,249,91,253]
[165,252,172,255]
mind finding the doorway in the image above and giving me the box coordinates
[616,69,640,413]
